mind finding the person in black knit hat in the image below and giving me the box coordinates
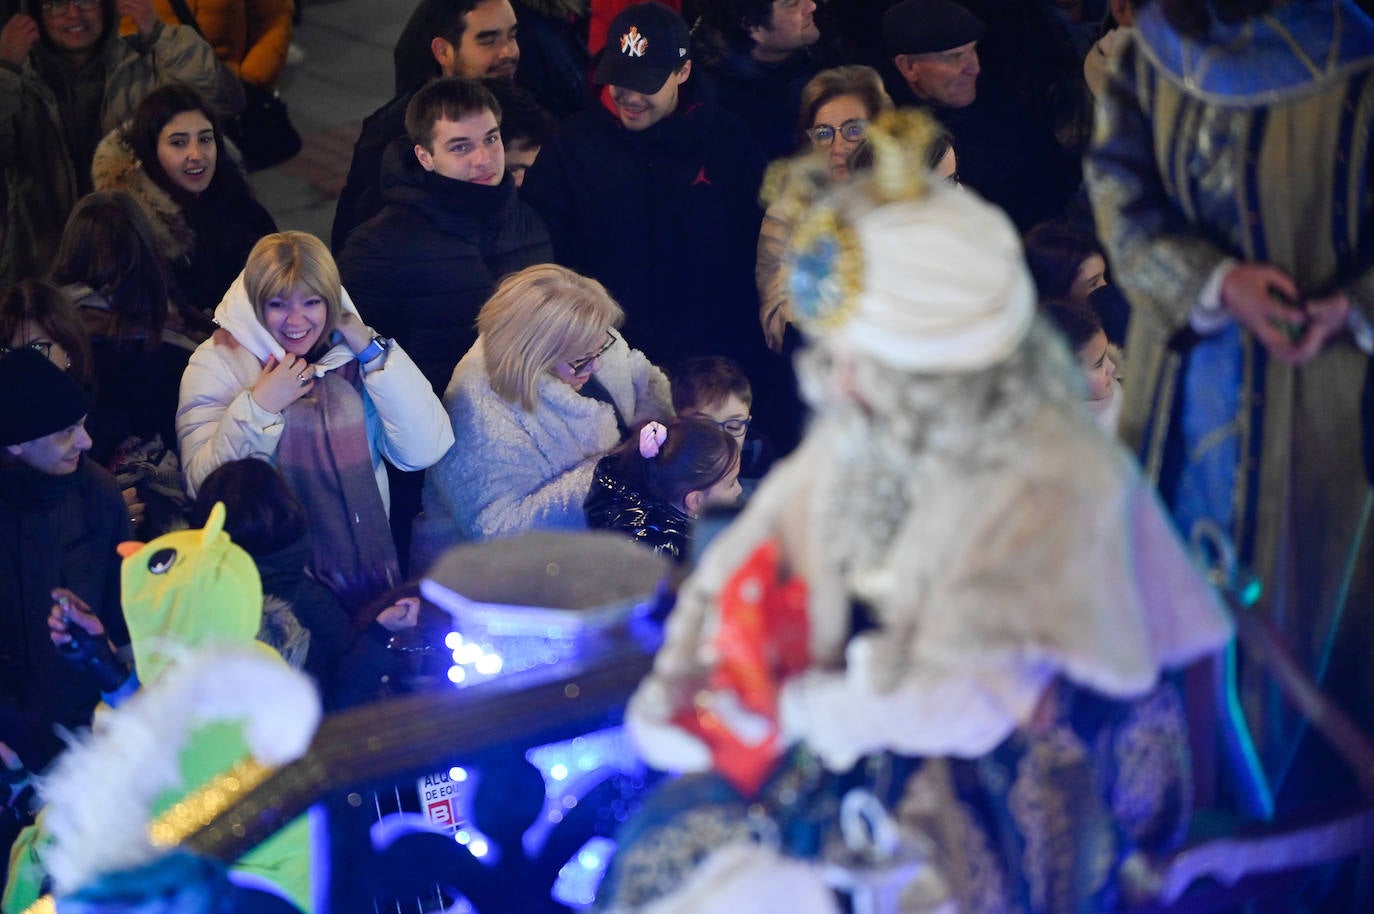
[0,348,132,772]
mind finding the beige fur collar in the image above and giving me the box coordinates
[91,127,196,263]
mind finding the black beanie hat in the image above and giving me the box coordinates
[883,0,987,57]
[0,348,89,447]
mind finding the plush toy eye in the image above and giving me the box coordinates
[147,548,177,575]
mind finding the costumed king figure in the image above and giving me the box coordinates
[596,110,1235,914]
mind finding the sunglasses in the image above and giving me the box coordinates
[567,331,616,375]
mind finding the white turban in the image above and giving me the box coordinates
[837,183,1035,372]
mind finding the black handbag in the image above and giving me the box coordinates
[237,82,303,171]
[164,0,301,171]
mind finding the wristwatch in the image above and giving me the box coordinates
[356,334,389,364]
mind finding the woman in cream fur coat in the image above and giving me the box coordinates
[411,264,672,569]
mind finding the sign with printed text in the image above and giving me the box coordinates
[416,769,467,829]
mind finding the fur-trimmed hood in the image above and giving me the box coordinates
[91,125,251,264]
[91,127,195,262]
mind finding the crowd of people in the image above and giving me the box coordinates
[2,0,1373,910]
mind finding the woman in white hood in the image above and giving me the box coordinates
[176,231,453,599]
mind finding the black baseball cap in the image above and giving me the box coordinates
[593,2,691,95]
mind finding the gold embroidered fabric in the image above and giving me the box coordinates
[148,758,274,848]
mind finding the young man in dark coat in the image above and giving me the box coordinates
[332,0,521,251]
[338,78,552,569]
[0,349,131,772]
[520,1,768,377]
[339,77,552,395]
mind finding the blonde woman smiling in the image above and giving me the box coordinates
[177,231,452,598]
[412,264,672,567]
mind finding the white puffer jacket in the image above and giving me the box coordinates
[175,273,454,510]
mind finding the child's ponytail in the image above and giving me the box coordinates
[614,418,737,508]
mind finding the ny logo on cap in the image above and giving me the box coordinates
[620,26,648,57]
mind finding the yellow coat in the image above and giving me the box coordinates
[123,0,294,87]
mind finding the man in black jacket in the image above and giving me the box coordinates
[691,0,826,161]
[521,1,768,377]
[397,0,591,119]
[0,349,131,771]
[337,79,552,569]
[331,0,521,251]
[882,0,1080,230]
[339,77,552,396]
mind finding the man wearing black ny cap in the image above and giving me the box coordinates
[882,0,1080,230]
[0,349,131,770]
[522,1,770,377]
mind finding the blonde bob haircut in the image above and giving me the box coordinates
[478,264,625,411]
[244,232,343,354]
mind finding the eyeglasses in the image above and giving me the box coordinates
[0,340,55,359]
[716,416,752,438]
[40,0,98,15]
[807,119,867,147]
[566,331,616,375]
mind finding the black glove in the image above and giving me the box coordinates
[58,620,132,693]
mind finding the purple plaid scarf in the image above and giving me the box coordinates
[275,362,400,607]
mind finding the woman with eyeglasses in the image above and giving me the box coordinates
[411,264,673,569]
[756,65,894,354]
[0,279,91,383]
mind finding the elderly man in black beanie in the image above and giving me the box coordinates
[0,349,131,771]
[882,0,1080,230]
[885,0,986,109]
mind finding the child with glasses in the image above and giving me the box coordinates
[671,356,773,489]
[584,418,742,563]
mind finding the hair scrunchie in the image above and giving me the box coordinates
[639,421,668,459]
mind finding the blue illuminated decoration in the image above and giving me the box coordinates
[523,727,645,860]
[551,837,618,909]
[409,574,664,910]
[444,628,580,693]
[398,726,646,909]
